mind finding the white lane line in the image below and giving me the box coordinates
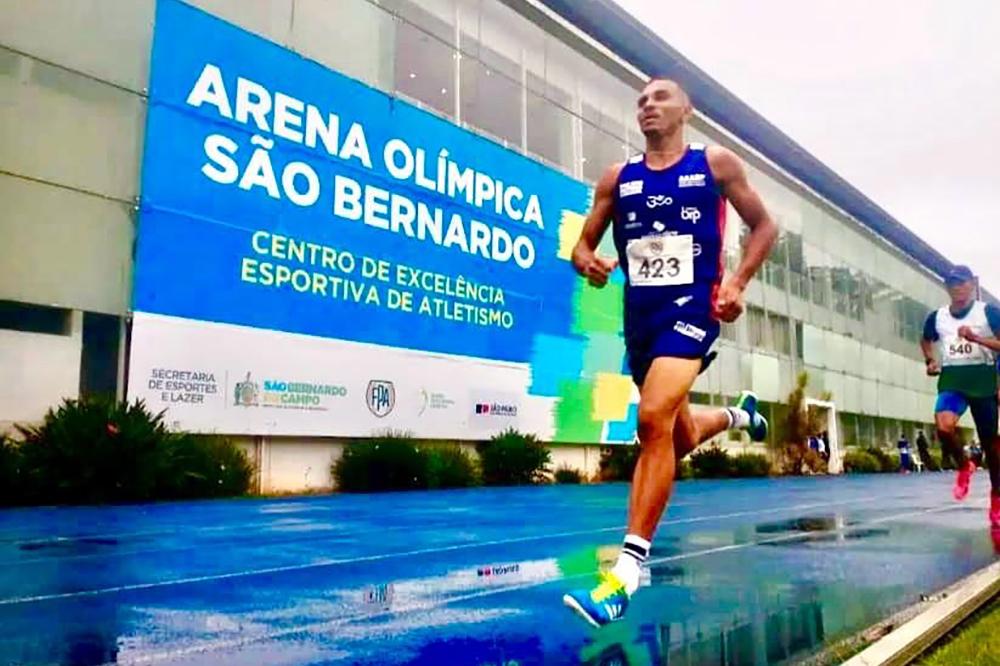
[0,495,881,606]
[107,503,961,665]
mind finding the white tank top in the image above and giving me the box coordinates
[935,301,996,368]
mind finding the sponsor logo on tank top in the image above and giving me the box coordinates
[619,180,644,197]
[678,173,706,188]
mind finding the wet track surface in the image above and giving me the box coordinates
[1,473,998,665]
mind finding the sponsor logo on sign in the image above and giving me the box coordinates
[673,321,707,342]
[363,582,394,609]
[646,194,674,208]
[477,563,520,577]
[652,221,666,232]
[418,389,455,416]
[474,402,518,417]
[678,173,706,188]
[619,180,644,197]
[235,374,347,410]
[366,380,395,417]
[234,372,259,407]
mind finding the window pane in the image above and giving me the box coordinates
[0,300,71,336]
[849,270,865,322]
[382,0,455,44]
[80,312,121,398]
[460,41,522,147]
[804,243,830,308]
[582,102,625,141]
[291,0,395,91]
[831,263,851,316]
[769,313,791,356]
[526,76,574,171]
[458,0,525,81]
[393,20,455,119]
[582,120,626,183]
[748,306,767,349]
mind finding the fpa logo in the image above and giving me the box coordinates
[366,380,395,417]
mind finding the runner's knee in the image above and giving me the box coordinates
[637,402,680,446]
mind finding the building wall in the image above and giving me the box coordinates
[0,313,83,432]
[0,0,969,491]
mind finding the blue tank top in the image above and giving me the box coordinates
[612,144,726,346]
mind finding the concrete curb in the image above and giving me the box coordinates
[841,559,1000,666]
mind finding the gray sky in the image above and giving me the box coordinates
[612,0,1000,296]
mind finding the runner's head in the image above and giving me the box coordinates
[636,78,691,140]
[945,265,976,309]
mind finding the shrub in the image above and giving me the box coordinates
[333,433,428,492]
[936,448,959,471]
[863,446,896,473]
[476,429,550,486]
[676,459,693,480]
[689,446,732,479]
[598,445,639,482]
[554,466,583,484]
[730,452,772,477]
[0,435,22,506]
[13,397,252,504]
[922,449,951,471]
[843,450,880,474]
[164,433,254,499]
[598,444,695,481]
[426,445,479,489]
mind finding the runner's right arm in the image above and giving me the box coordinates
[572,163,624,288]
[921,311,940,375]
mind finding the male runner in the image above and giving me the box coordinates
[921,265,1000,527]
[563,78,777,627]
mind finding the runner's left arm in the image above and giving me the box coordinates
[706,146,778,323]
[707,146,778,289]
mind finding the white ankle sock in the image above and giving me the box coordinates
[611,534,650,595]
[725,407,751,429]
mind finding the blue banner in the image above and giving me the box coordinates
[135,0,591,364]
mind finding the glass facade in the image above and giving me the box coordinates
[0,0,967,441]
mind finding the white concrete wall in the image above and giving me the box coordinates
[0,312,82,432]
[254,438,344,494]
[549,444,602,481]
[247,437,607,493]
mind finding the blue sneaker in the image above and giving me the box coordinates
[563,571,630,628]
[736,390,768,442]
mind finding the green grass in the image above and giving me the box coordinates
[918,598,1000,665]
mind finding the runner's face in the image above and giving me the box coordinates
[947,280,975,308]
[636,80,690,138]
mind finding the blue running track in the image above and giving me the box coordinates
[0,473,997,665]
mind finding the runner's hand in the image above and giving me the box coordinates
[958,325,979,343]
[713,278,745,322]
[580,254,618,288]
[925,358,941,376]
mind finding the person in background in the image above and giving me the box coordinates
[897,433,912,473]
[915,430,937,471]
